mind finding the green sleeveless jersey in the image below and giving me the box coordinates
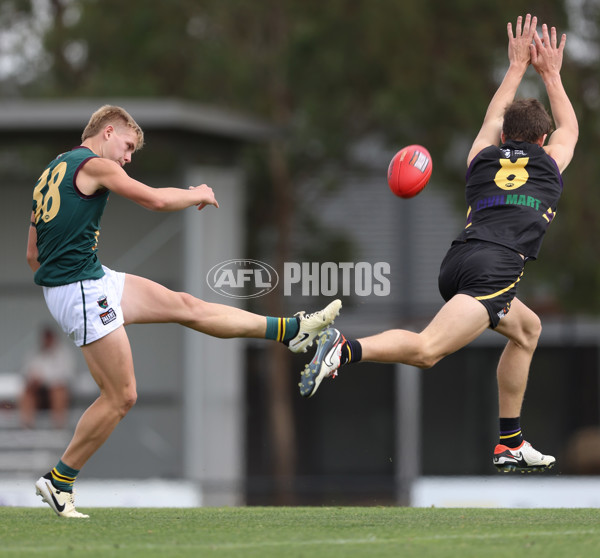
[32,147,109,286]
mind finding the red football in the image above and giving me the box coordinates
[387,144,433,198]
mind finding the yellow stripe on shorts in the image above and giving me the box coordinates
[475,271,523,301]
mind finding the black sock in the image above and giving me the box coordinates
[499,417,523,448]
[340,338,362,365]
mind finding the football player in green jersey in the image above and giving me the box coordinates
[29,105,342,517]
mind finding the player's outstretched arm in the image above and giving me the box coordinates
[531,24,579,172]
[80,158,219,212]
[467,14,537,166]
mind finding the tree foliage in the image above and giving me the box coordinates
[9,0,600,313]
[25,1,564,154]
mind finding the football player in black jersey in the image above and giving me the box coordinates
[301,14,578,473]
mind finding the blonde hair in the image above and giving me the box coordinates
[82,105,145,150]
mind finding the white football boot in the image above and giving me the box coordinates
[493,441,556,473]
[299,327,345,398]
[35,474,89,518]
[287,299,342,353]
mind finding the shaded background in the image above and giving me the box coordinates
[2,0,600,505]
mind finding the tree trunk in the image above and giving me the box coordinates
[265,138,297,504]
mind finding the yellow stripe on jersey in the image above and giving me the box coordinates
[543,207,557,223]
[465,206,472,228]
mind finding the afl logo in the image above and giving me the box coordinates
[206,259,279,299]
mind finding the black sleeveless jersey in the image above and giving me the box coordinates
[454,140,563,259]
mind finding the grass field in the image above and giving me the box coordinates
[1,506,600,557]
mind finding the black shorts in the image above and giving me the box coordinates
[438,240,525,328]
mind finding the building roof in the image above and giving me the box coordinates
[0,98,276,141]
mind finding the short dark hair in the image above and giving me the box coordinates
[502,98,554,143]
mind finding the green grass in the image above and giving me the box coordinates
[1,507,600,557]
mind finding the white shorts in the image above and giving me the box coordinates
[43,266,126,347]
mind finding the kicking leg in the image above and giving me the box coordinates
[122,274,266,336]
[300,294,491,397]
[121,274,340,351]
[359,294,491,367]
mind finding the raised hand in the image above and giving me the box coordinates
[507,14,538,68]
[531,23,566,77]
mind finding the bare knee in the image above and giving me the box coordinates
[177,292,209,325]
[530,314,542,339]
[414,354,444,370]
[121,389,137,417]
[107,388,137,420]
[522,315,542,350]
[512,313,542,352]
[411,339,446,369]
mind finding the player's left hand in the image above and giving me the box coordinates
[531,23,566,77]
[189,184,219,210]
